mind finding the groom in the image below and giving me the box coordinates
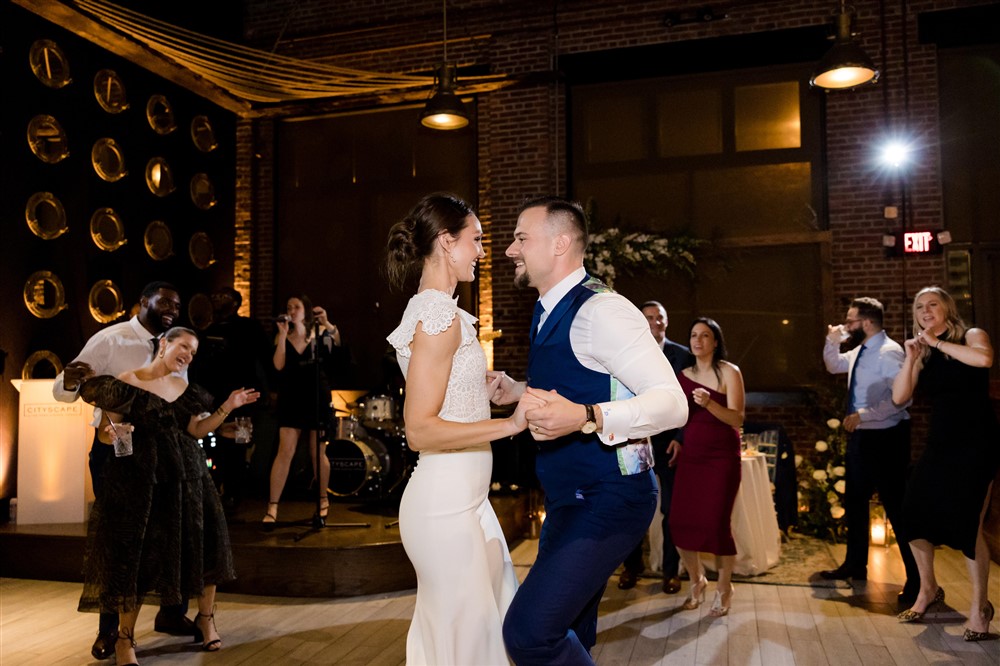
[489,196,688,665]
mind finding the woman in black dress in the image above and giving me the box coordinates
[893,287,999,641]
[79,327,259,664]
[263,294,341,524]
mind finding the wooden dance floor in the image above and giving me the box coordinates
[2,539,999,665]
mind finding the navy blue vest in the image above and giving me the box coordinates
[527,276,626,504]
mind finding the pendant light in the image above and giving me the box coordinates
[810,1,879,90]
[421,0,469,129]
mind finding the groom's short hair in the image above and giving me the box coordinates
[518,195,589,250]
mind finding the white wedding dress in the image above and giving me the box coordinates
[387,289,518,665]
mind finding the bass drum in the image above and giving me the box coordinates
[326,431,391,497]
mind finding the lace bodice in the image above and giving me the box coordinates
[387,289,489,423]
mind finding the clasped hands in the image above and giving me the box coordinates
[486,370,587,441]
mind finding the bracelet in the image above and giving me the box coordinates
[935,340,943,350]
[216,407,230,418]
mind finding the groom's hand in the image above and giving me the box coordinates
[486,370,525,405]
[524,388,587,441]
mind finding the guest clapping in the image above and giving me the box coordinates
[892,286,999,640]
[669,317,745,618]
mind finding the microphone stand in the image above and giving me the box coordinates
[294,317,369,542]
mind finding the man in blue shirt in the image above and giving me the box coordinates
[820,297,920,608]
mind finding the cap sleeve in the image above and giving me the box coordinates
[386,290,460,359]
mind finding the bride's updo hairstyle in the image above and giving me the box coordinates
[385,192,473,290]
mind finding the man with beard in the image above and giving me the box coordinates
[819,296,920,608]
[53,281,198,659]
[490,197,688,665]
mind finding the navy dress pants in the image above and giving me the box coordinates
[503,470,657,665]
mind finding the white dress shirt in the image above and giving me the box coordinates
[536,267,688,446]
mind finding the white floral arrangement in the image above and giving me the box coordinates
[796,417,849,540]
[584,227,702,288]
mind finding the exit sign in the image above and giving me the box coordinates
[885,230,943,256]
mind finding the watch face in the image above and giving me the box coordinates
[581,421,598,434]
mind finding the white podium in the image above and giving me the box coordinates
[12,379,95,524]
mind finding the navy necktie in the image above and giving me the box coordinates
[846,344,866,415]
[529,300,544,343]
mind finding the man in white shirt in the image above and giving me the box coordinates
[490,196,688,665]
[53,281,195,659]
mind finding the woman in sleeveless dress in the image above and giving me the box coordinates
[893,287,999,640]
[668,317,745,618]
[384,193,539,665]
[264,294,341,524]
[79,327,259,665]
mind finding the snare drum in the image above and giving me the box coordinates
[363,394,399,430]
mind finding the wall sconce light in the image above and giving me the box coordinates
[810,1,879,90]
[421,0,469,130]
[936,230,953,245]
[882,233,897,248]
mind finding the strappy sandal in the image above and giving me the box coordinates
[116,627,139,666]
[261,501,279,528]
[196,608,222,652]
[317,497,330,519]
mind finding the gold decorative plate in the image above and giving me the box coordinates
[27,114,70,164]
[90,207,127,251]
[23,270,68,319]
[187,293,214,330]
[25,192,68,240]
[21,350,64,380]
[190,115,218,152]
[29,40,71,89]
[92,137,127,182]
[144,221,173,260]
[190,173,217,210]
[189,231,216,269]
[94,69,129,113]
[146,94,176,135]
[88,280,126,323]
[145,157,176,197]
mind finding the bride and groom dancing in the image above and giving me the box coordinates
[385,193,688,665]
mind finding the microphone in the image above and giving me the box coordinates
[276,314,290,323]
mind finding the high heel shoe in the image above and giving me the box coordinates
[196,608,222,652]
[963,601,996,642]
[316,497,329,519]
[115,627,139,666]
[682,575,708,611]
[897,586,945,623]
[709,584,735,617]
[261,501,279,528]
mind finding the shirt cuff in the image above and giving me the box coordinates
[596,402,627,446]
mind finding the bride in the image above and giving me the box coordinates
[385,193,540,664]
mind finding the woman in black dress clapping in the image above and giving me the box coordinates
[892,286,999,641]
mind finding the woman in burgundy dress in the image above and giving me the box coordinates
[669,317,745,617]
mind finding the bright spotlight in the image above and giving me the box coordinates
[880,141,911,168]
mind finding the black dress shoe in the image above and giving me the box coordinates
[91,631,116,660]
[154,609,200,637]
[662,576,682,594]
[617,569,639,590]
[819,565,867,581]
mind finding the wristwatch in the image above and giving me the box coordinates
[581,404,598,434]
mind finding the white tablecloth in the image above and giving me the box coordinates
[701,453,782,576]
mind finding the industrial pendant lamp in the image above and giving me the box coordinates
[421,0,469,129]
[810,1,879,90]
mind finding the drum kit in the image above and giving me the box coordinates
[326,392,414,500]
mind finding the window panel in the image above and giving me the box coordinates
[583,96,645,162]
[691,163,814,237]
[735,81,801,151]
[658,89,723,156]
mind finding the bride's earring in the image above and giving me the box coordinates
[449,252,456,263]
[158,348,165,358]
